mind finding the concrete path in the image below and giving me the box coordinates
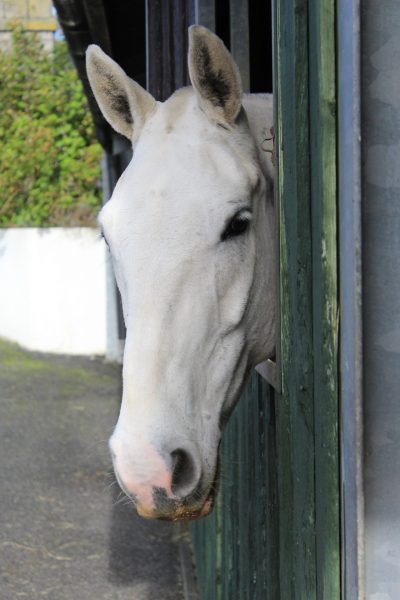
[0,340,184,600]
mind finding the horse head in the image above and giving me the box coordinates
[86,26,275,520]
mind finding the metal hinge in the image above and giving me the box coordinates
[255,359,281,393]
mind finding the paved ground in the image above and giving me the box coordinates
[0,340,185,600]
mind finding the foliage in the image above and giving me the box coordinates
[0,26,103,226]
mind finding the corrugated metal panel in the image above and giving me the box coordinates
[146,0,195,100]
[362,0,400,597]
[229,0,249,92]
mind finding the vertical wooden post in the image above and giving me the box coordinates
[274,0,340,598]
[274,0,316,597]
[308,0,340,597]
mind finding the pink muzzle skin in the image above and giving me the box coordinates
[111,438,217,520]
[113,441,175,512]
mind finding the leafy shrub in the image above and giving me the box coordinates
[0,26,103,226]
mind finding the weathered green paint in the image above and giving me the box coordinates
[275,0,340,595]
[192,0,339,597]
[275,1,317,599]
[308,0,340,598]
[192,375,279,600]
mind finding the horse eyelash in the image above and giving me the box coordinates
[220,208,252,242]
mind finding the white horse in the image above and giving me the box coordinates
[86,26,275,520]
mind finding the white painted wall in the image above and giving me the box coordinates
[0,228,122,358]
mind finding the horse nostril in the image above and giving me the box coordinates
[171,449,198,498]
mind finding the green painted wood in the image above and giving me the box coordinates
[308,0,340,598]
[274,0,340,597]
[192,373,279,600]
[274,0,317,599]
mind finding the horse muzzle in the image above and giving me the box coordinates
[110,435,220,521]
[136,492,215,521]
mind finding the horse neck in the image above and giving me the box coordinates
[242,93,274,184]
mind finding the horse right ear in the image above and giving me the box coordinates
[86,45,156,142]
[188,26,242,125]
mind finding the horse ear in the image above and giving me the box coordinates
[188,26,242,124]
[86,45,156,141]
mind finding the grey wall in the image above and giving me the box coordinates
[362,1,400,598]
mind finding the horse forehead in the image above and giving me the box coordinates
[133,90,258,187]
[111,142,252,220]
[131,142,246,199]
[101,90,260,235]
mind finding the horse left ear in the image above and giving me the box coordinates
[86,45,156,141]
[188,26,242,125]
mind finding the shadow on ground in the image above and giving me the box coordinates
[0,339,184,600]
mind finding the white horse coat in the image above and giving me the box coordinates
[86,26,275,520]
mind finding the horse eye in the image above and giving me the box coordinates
[221,211,251,242]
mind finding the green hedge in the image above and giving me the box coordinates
[0,26,103,227]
